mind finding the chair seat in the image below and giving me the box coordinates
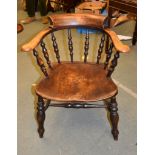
[35,62,118,102]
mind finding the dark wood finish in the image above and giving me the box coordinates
[107,52,120,77]
[36,62,118,102]
[21,13,132,140]
[109,96,119,140]
[104,34,110,67]
[68,29,74,62]
[37,95,45,138]
[51,32,61,63]
[84,29,89,63]
[104,43,113,69]
[97,34,105,64]
[49,102,108,108]
[33,49,48,77]
[43,100,108,110]
[40,40,53,68]
[48,13,108,31]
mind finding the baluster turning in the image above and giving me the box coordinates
[84,29,89,63]
[107,51,120,77]
[33,49,48,77]
[68,29,73,62]
[40,40,52,68]
[96,34,105,64]
[104,43,113,69]
[51,32,61,63]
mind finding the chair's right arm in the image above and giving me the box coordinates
[104,28,130,53]
[103,28,131,77]
[21,27,52,52]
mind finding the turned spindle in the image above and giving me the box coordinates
[40,40,52,68]
[96,34,105,64]
[107,51,120,77]
[33,49,48,77]
[104,43,113,69]
[84,29,89,63]
[68,29,73,62]
[51,32,61,63]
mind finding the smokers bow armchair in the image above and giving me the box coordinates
[21,13,130,140]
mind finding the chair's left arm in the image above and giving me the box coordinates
[21,27,53,77]
[21,27,52,52]
[104,28,130,53]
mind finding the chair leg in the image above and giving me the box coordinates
[109,96,119,140]
[37,95,45,138]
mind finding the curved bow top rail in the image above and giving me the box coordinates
[48,13,108,31]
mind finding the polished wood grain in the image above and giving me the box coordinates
[21,28,129,55]
[36,62,118,102]
[21,14,129,54]
[104,28,130,53]
[21,13,132,140]
[21,28,52,52]
[48,13,108,30]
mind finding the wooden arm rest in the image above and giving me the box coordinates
[21,27,52,52]
[104,28,130,53]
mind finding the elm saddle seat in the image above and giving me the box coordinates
[36,62,117,102]
[21,13,130,141]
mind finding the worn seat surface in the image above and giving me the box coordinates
[36,62,117,102]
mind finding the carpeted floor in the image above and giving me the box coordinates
[17,10,137,155]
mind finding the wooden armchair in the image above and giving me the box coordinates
[21,13,130,140]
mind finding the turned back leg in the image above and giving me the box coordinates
[109,96,119,140]
[37,95,45,138]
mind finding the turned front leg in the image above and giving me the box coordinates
[37,95,45,138]
[109,96,119,140]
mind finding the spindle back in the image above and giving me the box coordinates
[48,13,107,30]
[22,13,129,77]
